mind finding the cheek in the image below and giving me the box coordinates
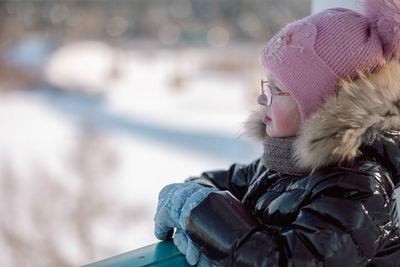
[272,105,293,127]
[270,102,300,136]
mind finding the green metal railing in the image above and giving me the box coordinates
[82,240,190,267]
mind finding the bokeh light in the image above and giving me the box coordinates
[207,26,230,47]
[158,23,181,45]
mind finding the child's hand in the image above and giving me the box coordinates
[154,182,217,240]
[174,229,214,267]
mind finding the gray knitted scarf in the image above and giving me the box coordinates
[261,135,307,176]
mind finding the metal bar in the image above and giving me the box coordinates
[82,240,190,267]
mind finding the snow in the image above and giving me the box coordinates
[45,41,116,93]
[0,40,262,266]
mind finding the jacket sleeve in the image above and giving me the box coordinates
[185,169,394,266]
[186,158,266,201]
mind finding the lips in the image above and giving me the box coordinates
[263,115,272,123]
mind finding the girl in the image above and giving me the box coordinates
[154,0,400,265]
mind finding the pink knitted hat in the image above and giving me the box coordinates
[261,0,400,121]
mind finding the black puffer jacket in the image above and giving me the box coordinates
[185,62,400,266]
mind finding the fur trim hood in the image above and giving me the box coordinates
[245,60,400,172]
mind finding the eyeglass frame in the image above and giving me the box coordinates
[261,79,290,106]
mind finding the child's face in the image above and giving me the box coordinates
[257,71,301,138]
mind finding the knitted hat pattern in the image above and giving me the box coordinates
[261,0,400,121]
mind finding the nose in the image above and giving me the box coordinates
[257,94,267,106]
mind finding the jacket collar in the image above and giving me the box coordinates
[245,60,400,186]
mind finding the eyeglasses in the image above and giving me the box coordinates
[261,79,290,106]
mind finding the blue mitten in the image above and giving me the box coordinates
[173,229,214,266]
[154,182,217,240]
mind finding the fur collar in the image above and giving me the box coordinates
[245,60,400,171]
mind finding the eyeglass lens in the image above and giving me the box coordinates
[262,82,272,106]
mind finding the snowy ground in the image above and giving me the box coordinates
[0,41,264,266]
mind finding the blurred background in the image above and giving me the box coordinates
[0,0,316,266]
